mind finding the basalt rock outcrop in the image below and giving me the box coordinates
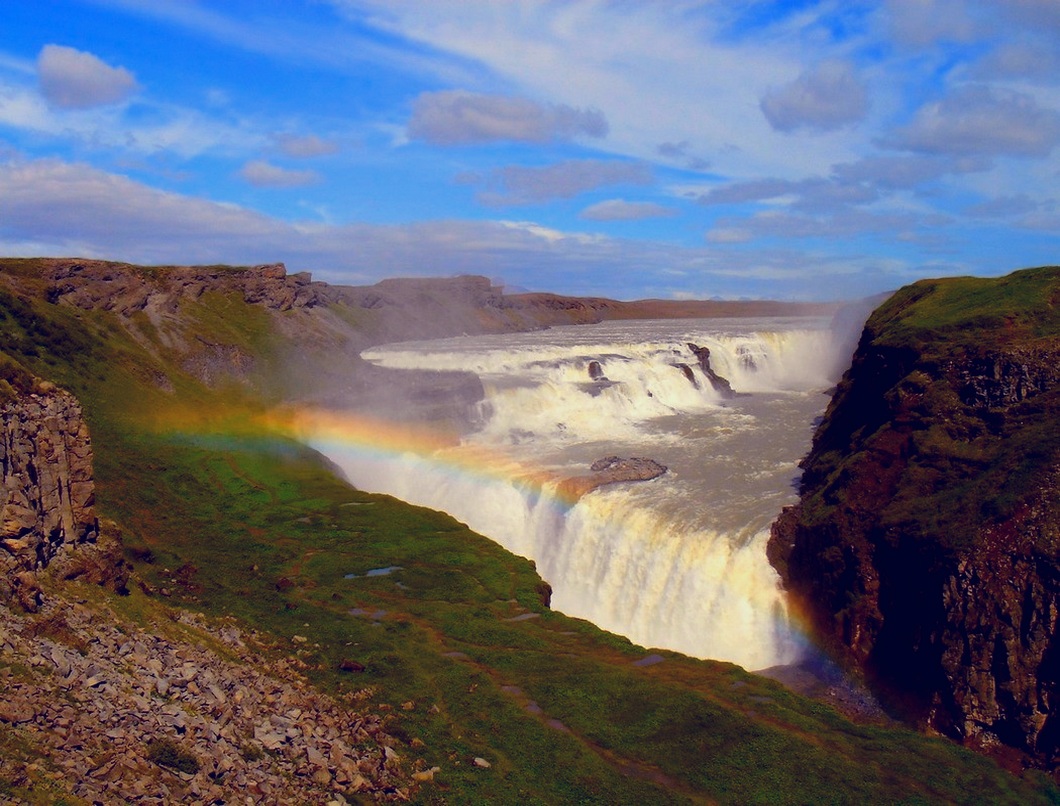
[768,266,1060,768]
[1,384,97,562]
[0,380,126,610]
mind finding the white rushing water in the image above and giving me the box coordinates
[316,317,850,670]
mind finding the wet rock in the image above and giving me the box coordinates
[559,456,667,499]
[686,343,735,397]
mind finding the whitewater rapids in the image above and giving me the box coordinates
[316,317,849,670]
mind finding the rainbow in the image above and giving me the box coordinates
[257,405,584,506]
[150,402,839,673]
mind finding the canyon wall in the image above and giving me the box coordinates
[769,267,1060,768]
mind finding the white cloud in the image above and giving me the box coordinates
[0,50,35,76]
[760,61,869,133]
[831,154,991,188]
[697,176,879,216]
[239,160,320,187]
[882,0,983,48]
[698,179,797,206]
[37,44,139,109]
[706,227,752,244]
[965,194,1042,218]
[0,72,262,159]
[0,156,902,300]
[974,40,1060,82]
[997,0,1060,34]
[275,133,340,158]
[408,90,607,145]
[580,199,676,221]
[473,159,652,206]
[888,84,1060,157]
[655,140,710,170]
[707,207,951,243]
[340,1,857,177]
[0,158,276,256]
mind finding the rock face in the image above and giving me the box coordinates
[0,383,125,610]
[47,259,329,314]
[1,385,98,569]
[768,268,1060,768]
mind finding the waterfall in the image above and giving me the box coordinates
[314,318,845,670]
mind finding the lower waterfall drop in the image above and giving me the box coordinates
[315,317,849,670]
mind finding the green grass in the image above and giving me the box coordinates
[1,260,1057,803]
[869,266,1060,352]
[92,427,1058,804]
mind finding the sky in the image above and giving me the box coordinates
[1,1,1059,300]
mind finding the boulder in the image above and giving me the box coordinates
[558,456,667,499]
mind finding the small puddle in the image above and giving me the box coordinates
[345,566,402,579]
[348,608,388,620]
[632,654,665,667]
[504,613,540,622]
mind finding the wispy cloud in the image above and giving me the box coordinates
[408,90,607,146]
[760,61,868,133]
[471,159,652,206]
[239,160,319,187]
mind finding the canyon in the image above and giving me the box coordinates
[1,257,1057,803]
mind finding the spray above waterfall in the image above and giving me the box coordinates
[307,317,850,671]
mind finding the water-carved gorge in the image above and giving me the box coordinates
[4,256,1060,797]
[769,266,1060,768]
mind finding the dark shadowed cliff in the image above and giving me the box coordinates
[769,266,1060,769]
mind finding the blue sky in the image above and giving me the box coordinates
[1,0,1059,300]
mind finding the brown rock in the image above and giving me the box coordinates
[0,699,37,724]
[558,456,667,499]
[13,570,42,612]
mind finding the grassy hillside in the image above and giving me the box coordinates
[2,261,1057,803]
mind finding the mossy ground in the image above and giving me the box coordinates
[1,262,1057,803]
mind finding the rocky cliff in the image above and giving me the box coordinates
[769,266,1060,768]
[0,381,120,610]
